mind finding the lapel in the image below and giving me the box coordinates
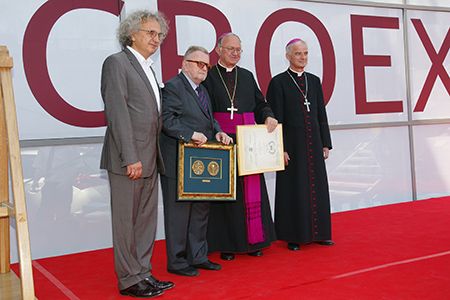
[197,84,214,120]
[123,48,159,108]
[149,66,163,116]
[179,73,210,118]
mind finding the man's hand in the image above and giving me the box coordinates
[323,147,330,160]
[284,152,290,166]
[265,116,278,133]
[215,132,233,145]
[127,161,143,180]
[192,132,208,146]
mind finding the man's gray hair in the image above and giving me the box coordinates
[184,46,209,59]
[117,10,169,48]
[285,39,308,53]
[217,32,241,48]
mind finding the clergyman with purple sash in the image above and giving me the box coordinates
[203,33,278,261]
[266,38,334,251]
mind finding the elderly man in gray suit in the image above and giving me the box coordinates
[160,46,233,277]
[100,10,174,298]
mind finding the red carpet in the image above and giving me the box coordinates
[12,197,450,299]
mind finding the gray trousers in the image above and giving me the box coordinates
[160,176,209,270]
[108,170,158,290]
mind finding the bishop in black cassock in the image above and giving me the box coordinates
[202,33,277,260]
[266,38,334,250]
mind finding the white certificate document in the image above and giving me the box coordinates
[236,124,285,176]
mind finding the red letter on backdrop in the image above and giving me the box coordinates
[351,15,403,114]
[255,8,336,104]
[411,19,450,112]
[23,0,124,127]
[158,0,231,82]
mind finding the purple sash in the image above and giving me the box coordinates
[214,112,264,245]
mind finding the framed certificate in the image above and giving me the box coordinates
[178,141,236,201]
[236,124,285,176]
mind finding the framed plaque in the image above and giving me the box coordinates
[178,141,236,201]
[236,124,285,176]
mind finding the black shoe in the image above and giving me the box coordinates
[168,266,199,277]
[220,252,235,261]
[120,280,164,298]
[144,275,174,290]
[248,250,263,257]
[193,260,222,270]
[287,242,300,251]
[316,240,335,246]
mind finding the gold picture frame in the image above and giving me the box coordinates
[178,141,236,201]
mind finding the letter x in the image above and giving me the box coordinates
[411,19,450,112]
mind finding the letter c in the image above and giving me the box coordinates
[23,0,123,127]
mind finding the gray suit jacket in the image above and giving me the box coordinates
[100,48,165,177]
[160,72,222,179]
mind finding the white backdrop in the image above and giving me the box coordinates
[2,0,449,262]
[3,0,448,139]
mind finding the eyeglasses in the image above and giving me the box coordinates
[139,29,166,40]
[186,60,211,70]
[221,46,243,54]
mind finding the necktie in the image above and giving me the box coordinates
[195,86,209,112]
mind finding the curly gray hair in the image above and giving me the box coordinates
[117,10,169,48]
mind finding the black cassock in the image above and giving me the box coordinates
[202,64,276,253]
[266,69,332,243]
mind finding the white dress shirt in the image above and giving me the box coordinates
[127,46,161,112]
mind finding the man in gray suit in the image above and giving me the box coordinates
[100,10,173,298]
[160,46,232,277]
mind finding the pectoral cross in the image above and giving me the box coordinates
[227,104,238,119]
[304,98,311,112]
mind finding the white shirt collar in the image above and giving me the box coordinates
[289,68,304,77]
[218,60,236,72]
[126,46,161,112]
[182,71,199,92]
[127,46,154,66]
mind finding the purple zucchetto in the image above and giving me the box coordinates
[285,38,305,50]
